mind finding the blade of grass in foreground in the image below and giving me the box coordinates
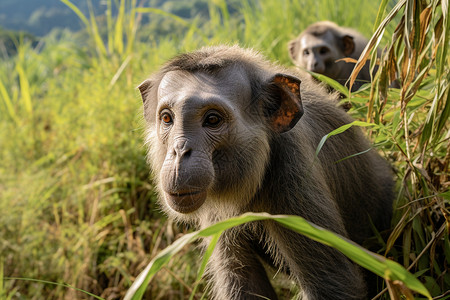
[3,277,105,300]
[124,212,431,300]
[188,233,220,300]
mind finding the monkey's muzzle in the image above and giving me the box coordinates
[164,190,207,214]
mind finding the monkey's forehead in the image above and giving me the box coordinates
[300,31,335,48]
[157,69,252,103]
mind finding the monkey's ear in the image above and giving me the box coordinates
[288,39,299,61]
[138,79,152,103]
[265,74,304,133]
[342,35,355,56]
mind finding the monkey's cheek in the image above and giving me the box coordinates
[164,191,207,214]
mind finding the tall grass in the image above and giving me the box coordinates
[342,1,449,298]
[0,0,448,299]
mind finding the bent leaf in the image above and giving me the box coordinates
[124,213,431,300]
[315,121,378,157]
[308,71,349,97]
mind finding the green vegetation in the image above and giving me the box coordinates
[0,27,38,57]
[1,0,448,299]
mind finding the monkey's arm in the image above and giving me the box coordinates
[266,222,366,300]
[205,227,278,300]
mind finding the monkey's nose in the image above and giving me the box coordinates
[175,147,192,159]
[312,63,325,74]
[172,139,192,160]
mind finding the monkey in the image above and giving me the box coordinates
[138,45,393,300]
[288,21,379,91]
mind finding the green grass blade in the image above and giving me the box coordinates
[108,55,132,88]
[125,0,138,56]
[373,0,390,31]
[124,232,198,300]
[349,0,406,90]
[61,0,107,56]
[124,213,431,300]
[435,87,450,141]
[421,87,442,145]
[213,0,230,28]
[114,0,125,55]
[15,64,32,117]
[4,277,106,300]
[0,257,3,293]
[87,0,107,56]
[334,147,373,164]
[135,7,189,27]
[307,71,349,97]
[59,0,90,28]
[106,0,113,52]
[189,233,220,300]
[315,121,378,157]
[0,78,19,124]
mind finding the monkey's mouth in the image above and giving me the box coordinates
[164,190,207,214]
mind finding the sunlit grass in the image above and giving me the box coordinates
[0,0,448,299]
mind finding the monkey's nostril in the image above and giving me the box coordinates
[173,146,192,160]
[183,148,192,159]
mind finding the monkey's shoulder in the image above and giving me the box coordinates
[295,97,362,141]
[302,96,350,120]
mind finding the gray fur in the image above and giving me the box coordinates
[139,45,393,300]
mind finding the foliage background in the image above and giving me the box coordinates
[0,0,448,299]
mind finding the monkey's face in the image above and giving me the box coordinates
[298,32,341,78]
[145,68,272,222]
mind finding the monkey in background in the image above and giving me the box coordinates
[288,21,378,91]
[138,45,393,299]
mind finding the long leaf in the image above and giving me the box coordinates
[61,0,107,56]
[124,231,199,300]
[434,87,450,141]
[0,78,19,124]
[189,233,220,300]
[315,121,378,157]
[114,0,125,55]
[0,257,3,293]
[135,7,190,27]
[125,0,138,56]
[308,71,349,97]
[373,0,390,32]
[3,277,105,300]
[106,0,113,52]
[87,0,108,56]
[349,0,407,91]
[15,64,32,117]
[59,0,90,28]
[124,213,431,300]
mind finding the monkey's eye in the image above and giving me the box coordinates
[303,49,310,56]
[160,111,173,125]
[319,47,329,55]
[203,113,223,128]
